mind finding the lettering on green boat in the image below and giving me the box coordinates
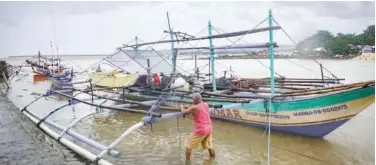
[293,104,348,116]
[246,111,291,119]
[211,109,242,119]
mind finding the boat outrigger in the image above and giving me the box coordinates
[3,10,374,165]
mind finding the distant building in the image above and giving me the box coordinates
[362,45,375,55]
[313,47,325,52]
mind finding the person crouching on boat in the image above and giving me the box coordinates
[180,92,215,161]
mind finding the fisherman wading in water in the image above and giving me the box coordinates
[180,92,215,161]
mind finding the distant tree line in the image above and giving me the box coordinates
[296,25,375,56]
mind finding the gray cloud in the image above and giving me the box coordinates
[0,18,19,27]
[0,1,374,57]
[275,1,375,19]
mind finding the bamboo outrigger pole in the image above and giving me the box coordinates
[121,26,281,48]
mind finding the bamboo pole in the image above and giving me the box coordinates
[75,88,178,111]
[201,91,271,99]
[231,87,284,94]
[241,77,345,81]
[281,80,375,95]
[134,90,256,103]
[274,83,325,87]
[22,111,113,165]
[278,85,369,97]
[52,90,162,117]
[320,64,324,83]
[255,85,310,90]
[281,78,345,81]
[275,80,337,84]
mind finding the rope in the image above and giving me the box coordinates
[116,33,171,72]
[272,18,339,80]
[136,26,208,76]
[77,38,137,74]
[228,17,268,46]
[212,27,284,78]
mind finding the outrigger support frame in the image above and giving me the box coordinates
[121,26,281,48]
[58,111,98,140]
[19,95,120,157]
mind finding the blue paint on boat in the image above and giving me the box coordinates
[211,116,350,138]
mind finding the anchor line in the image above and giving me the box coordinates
[260,96,329,163]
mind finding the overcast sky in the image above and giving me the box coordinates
[0,1,374,57]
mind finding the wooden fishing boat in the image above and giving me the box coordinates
[26,51,68,77]
[38,10,375,140]
[93,11,375,138]
[9,10,373,165]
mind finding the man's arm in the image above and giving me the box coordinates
[180,104,199,115]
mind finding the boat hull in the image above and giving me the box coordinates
[210,115,350,137]
[123,86,375,137]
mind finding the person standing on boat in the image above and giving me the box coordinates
[180,92,215,161]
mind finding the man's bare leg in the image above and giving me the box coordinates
[185,147,192,160]
[208,149,215,157]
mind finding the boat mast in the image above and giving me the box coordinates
[135,36,144,75]
[38,51,41,66]
[170,29,175,75]
[267,9,275,165]
[50,41,54,74]
[268,13,275,96]
[208,21,216,92]
[194,54,198,79]
[135,36,138,52]
[167,12,176,76]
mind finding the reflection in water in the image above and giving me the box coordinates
[5,58,375,165]
[203,157,215,165]
[33,75,49,84]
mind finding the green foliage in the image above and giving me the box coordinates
[361,25,375,45]
[325,38,350,55]
[297,25,375,56]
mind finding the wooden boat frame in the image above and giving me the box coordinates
[4,9,374,165]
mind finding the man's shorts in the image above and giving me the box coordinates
[185,133,213,150]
